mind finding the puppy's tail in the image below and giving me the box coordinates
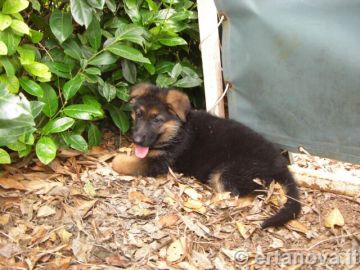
[261,171,301,228]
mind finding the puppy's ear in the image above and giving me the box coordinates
[165,89,191,122]
[130,83,153,103]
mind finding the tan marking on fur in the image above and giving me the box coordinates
[112,154,146,176]
[165,90,190,122]
[209,171,225,193]
[157,120,180,144]
[130,83,152,100]
[148,107,160,118]
[147,149,165,158]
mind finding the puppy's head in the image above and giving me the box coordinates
[129,83,191,158]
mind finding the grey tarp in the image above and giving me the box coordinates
[215,0,360,163]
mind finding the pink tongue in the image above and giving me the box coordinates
[134,145,149,159]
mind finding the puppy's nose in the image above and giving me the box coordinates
[133,135,144,145]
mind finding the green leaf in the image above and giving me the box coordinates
[63,39,82,60]
[63,74,84,100]
[123,0,140,23]
[0,148,11,164]
[156,74,176,88]
[10,20,30,35]
[18,132,34,145]
[174,76,202,88]
[106,44,150,64]
[84,67,101,75]
[82,95,102,108]
[0,85,35,145]
[24,62,51,80]
[38,83,58,117]
[158,36,187,46]
[50,10,73,43]
[17,46,35,65]
[63,104,104,120]
[70,0,93,28]
[170,63,182,79]
[30,100,44,118]
[88,124,101,147]
[0,75,19,93]
[0,57,14,76]
[88,51,118,66]
[18,144,31,157]
[116,86,130,102]
[42,117,75,134]
[121,60,136,83]
[115,23,145,46]
[87,0,105,9]
[61,133,88,152]
[2,0,29,14]
[29,29,43,43]
[19,77,44,97]
[86,17,101,51]
[7,141,27,151]
[105,0,116,12]
[99,82,116,102]
[0,14,12,31]
[46,62,73,79]
[0,29,21,55]
[107,104,129,133]
[29,0,41,11]
[0,41,7,55]
[35,136,57,165]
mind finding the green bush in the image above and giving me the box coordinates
[0,0,202,165]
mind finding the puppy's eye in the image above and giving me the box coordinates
[153,116,164,123]
[135,111,143,118]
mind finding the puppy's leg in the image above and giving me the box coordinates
[112,154,147,175]
[112,154,168,176]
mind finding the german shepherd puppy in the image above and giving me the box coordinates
[112,83,301,228]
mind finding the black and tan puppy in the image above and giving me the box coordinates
[112,83,301,228]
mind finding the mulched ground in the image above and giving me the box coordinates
[1,130,360,270]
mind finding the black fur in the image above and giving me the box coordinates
[125,85,301,228]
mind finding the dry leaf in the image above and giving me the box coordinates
[191,251,213,269]
[324,208,345,228]
[211,192,231,204]
[237,195,255,207]
[167,238,186,262]
[163,196,177,206]
[128,191,154,204]
[83,180,96,197]
[183,198,207,214]
[236,221,254,239]
[37,205,56,217]
[177,261,197,270]
[57,228,73,244]
[269,237,284,249]
[213,255,236,270]
[0,177,26,190]
[267,182,287,206]
[183,186,202,200]
[72,234,92,262]
[181,215,208,237]
[287,220,309,234]
[105,254,131,267]
[0,243,22,258]
[158,214,179,228]
[22,180,63,194]
[0,213,10,225]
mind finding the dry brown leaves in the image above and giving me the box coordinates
[1,141,360,269]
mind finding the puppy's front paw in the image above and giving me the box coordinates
[112,154,146,175]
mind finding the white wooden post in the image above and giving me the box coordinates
[197,0,225,117]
